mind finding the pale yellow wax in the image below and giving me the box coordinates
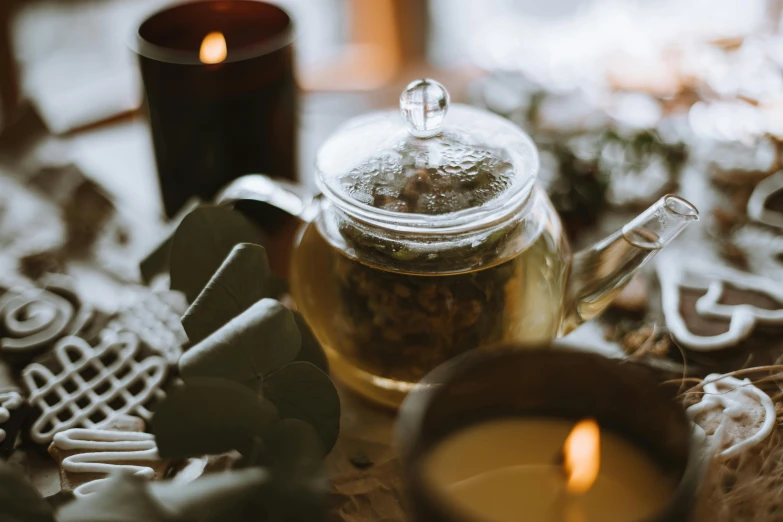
[422,418,675,522]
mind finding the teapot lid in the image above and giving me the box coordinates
[316,79,539,229]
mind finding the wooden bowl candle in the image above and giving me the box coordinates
[396,347,706,522]
[133,1,297,217]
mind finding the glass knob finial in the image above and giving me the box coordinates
[400,79,450,138]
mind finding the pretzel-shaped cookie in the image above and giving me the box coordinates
[23,331,168,444]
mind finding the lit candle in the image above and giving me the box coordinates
[199,32,228,65]
[397,348,705,522]
[133,1,297,218]
[422,418,674,522]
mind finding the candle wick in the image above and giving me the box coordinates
[553,448,565,466]
[553,448,568,481]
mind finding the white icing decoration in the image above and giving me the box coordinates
[53,428,159,498]
[172,457,209,485]
[748,170,783,230]
[0,288,74,352]
[731,226,783,281]
[0,275,93,354]
[0,391,23,443]
[687,374,775,458]
[658,256,783,351]
[22,330,168,444]
[106,288,188,365]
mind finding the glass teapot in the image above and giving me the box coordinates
[218,79,698,407]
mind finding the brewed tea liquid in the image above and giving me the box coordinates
[291,222,569,407]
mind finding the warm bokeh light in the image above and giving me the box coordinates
[298,0,400,90]
[200,32,227,64]
[564,419,601,494]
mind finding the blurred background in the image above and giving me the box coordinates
[2,3,782,518]
[0,0,782,305]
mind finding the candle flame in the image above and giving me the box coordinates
[563,419,600,494]
[200,32,227,64]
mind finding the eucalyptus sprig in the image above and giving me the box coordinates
[0,205,337,522]
[155,205,339,454]
[146,204,337,519]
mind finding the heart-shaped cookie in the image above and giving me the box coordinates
[657,256,783,351]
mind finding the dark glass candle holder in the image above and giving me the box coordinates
[133,1,297,218]
[396,346,706,522]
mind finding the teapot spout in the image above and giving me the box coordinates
[562,195,698,334]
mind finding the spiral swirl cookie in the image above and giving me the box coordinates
[49,421,168,497]
[22,330,168,444]
[0,275,93,365]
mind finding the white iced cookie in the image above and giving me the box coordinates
[687,374,776,458]
[747,170,783,230]
[22,331,168,444]
[0,390,23,443]
[49,425,167,497]
[730,226,783,281]
[657,256,783,351]
[106,287,188,366]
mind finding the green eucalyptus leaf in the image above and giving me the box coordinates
[57,474,174,522]
[180,299,300,386]
[263,419,325,475]
[170,206,263,303]
[182,243,271,345]
[263,362,341,452]
[292,312,329,373]
[0,462,55,522]
[153,378,278,459]
[150,468,271,522]
[261,419,328,522]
